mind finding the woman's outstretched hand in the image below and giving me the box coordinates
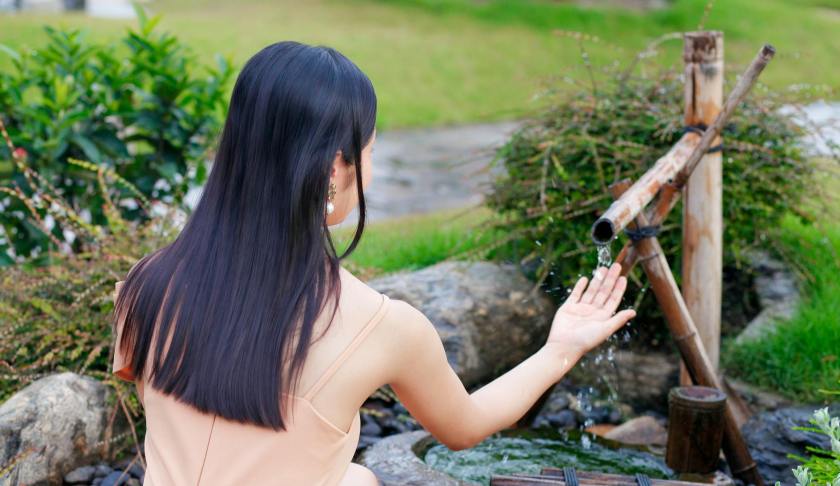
[545,263,636,361]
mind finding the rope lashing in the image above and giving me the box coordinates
[683,123,723,153]
[624,225,661,242]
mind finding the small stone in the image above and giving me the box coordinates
[100,470,132,486]
[357,434,382,449]
[585,423,616,436]
[92,478,103,486]
[65,465,97,483]
[126,462,145,479]
[360,420,382,437]
[604,415,667,447]
[127,479,141,486]
[579,405,611,424]
[95,465,113,477]
[549,409,578,429]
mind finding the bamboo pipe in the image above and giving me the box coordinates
[590,133,700,245]
[590,43,776,245]
[609,179,764,486]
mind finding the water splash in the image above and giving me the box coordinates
[596,243,612,268]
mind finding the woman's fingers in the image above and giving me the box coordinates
[604,276,628,314]
[567,276,588,304]
[604,309,636,333]
[592,263,622,307]
[580,267,607,304]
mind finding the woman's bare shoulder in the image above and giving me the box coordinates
[337,266,430,333]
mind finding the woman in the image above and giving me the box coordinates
[111,40,636,486]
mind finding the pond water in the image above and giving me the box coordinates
[421,427,674,486]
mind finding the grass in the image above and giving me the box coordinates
[1,0,838,129]
[723,214,840,403]
[331,205,499,280]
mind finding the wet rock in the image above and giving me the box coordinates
[726,378,792,414]
[94,464,113,477]
[125,462,144,480]
[603,416,667,447]
[567,349,679,412]
[0,372,117,486]
[100,470,132,486]
[546,410,578,430]
[361,416,383,437]
[742,405,840,485]
[368,261,555,388]
[65,465,97,484]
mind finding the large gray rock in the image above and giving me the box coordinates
[566,349,679,412]
[368,261,555,387]
[359,431,468,486]
[0,372,116,486]
[742,405,840,485]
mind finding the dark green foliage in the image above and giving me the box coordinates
[483,62,826,336]
[0,4,233,264]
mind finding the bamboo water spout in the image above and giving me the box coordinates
[590,44,776,245]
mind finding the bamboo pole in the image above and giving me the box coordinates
[609,180,764,486]
[681,31,724,381]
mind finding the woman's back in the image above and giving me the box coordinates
[112,267,394,485]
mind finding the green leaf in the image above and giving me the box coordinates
[0,43,20,62]
[71,134,102,164]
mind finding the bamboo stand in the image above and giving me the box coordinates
[512,34,775,486]
[590,41,776,486]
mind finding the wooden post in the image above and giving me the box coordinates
[681,32,724,384]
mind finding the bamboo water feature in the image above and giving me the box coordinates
[505,34,775,486]
[592,39,776,486]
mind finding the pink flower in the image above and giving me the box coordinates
[13,147,27,159]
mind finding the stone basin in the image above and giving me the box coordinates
[360,427,675,486]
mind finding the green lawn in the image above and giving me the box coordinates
[723,215,840,403]
[332,205,498,280]
[1,0,838,129]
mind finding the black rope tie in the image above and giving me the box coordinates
[563,467,579,486]
[624,225,660,242]
[684,123,723,153]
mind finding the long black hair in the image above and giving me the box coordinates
[111,40,377,430]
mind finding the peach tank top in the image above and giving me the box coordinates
[111,281,391,486]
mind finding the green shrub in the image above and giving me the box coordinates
[482,47,832,335]
[0,127,183,456]
[0,3,233,265]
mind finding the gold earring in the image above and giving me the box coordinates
[326,181,336,215]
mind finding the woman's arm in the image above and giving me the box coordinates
[385,263,635,451]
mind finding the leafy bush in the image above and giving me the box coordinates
[482,43,834,337]
[0,122,189,458]
[0,4,233,265]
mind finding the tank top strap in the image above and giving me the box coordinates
[302,294,391,401]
